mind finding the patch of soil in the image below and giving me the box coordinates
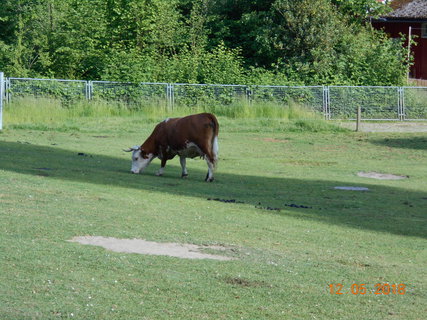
[223,277,271,288]
[284,160,338,167]
[255,137,290,143]
[357,171,408,180]
[334,186,370,191]
[68,236,235,261]
[207,198,244,204]
[340,122,427,132]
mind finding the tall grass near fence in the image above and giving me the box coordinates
[3,96,344,132]
[4,97,161,125]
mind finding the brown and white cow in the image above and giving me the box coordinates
[125,113,219,182]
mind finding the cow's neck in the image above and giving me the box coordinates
[141,138,157,156]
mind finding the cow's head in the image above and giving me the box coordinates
[124,146,154,174]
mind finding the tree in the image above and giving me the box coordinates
[0,0,58,76]
[0,0,409,85]
[50,0,107,79]
[331,0,391,21]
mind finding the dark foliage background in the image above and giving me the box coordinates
[0,0,409,85]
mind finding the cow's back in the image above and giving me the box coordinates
[160,113,218,151]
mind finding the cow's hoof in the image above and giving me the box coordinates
[181,173,188,179]
[205,177,214,182]
[155,172,163,176]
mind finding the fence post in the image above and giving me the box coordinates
[167,84,174,110]
[399,87,405,121]
[323,86,330,120]
[0,72,4,130]
[85,81,93,100]
[5,77,10,103]
[246,86,252,105]
[356,106,362,132]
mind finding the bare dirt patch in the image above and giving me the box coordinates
[334,186,370,191]
[339,121,427,132]
[254,137,290,143]
[68,236,235,261]
[223,277,272,288]
[357,171,408,180]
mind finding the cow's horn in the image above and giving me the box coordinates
[123,146,139,152]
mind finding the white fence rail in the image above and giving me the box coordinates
[1,76,427,125]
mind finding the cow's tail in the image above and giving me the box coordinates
[209,114,219,167]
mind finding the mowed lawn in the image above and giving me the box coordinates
[0,117,426,319]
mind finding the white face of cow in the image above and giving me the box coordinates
[126,146,154,174]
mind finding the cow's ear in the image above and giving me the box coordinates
[140,148,150,159]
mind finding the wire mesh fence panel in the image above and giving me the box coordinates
[328,86,400,120]
[403,87,427,120]
[91,81,168,108]
[250,85,324,113]
[173,84,248,108]
[7,78,87,103]
[3,76,427,121]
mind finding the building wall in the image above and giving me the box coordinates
[373,21,427,79]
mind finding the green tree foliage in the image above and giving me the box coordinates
[267,0,407,85]
[0,0,410,85]
[0,0,58,76]
[331,0,391,21]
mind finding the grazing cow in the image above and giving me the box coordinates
[125,113,219,182]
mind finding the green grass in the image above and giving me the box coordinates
[4,96,328,125]
[0,111,426,319]
[4,97,345,135]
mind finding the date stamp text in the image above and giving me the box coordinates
[328,283,406,295]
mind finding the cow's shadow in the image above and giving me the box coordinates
[1,140,426,239]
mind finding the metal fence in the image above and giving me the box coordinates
[0,73,3,130]
[2,76,427,121]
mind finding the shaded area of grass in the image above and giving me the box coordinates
[0,140,425,239]
[371,136,427,151]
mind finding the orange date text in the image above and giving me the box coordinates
[328,283,406,295]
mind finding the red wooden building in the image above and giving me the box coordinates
[372,0,427,82]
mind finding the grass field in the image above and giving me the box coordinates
[0,112,426,319]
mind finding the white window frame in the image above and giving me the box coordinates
[422,23,427,39]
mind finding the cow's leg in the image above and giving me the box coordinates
[156,157,167,176]
[205,159,215,182]
[180,156,188,178]
[200,145,216,182]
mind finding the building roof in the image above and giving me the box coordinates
[385,0,427,19]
